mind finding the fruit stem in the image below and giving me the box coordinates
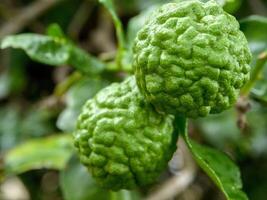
[241,51,267,96]
[114,21,126,70]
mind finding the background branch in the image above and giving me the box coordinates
[0,0,63,39]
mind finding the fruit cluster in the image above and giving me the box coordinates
[74,0,251,190]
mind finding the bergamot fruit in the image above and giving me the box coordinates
[133,0,251,118]
[73,76,178,190]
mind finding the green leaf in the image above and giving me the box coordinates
[1,34,68,65]
[68,46,106,75]
[46,23,66,38]
[175,117,248,200]
[1,34,106,75]
[60,156,141,200]
[4,134,73,174]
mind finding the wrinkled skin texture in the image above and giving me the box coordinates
[133,0,251,118]
[74,77,178,190]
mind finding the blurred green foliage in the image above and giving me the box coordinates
[5,135,73,174]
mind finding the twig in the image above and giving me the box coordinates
[146,140,197,200]
[0,0,63,39]
[235,96,251,130]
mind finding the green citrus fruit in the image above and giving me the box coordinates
[74,77,178,190]
[133,0,251,118]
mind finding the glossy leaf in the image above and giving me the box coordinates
[175,117,248,200]
[1,34,106,75]
[4,135,73,174]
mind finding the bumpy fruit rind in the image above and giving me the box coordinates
[74,77,177,190]
[133,0,251,118]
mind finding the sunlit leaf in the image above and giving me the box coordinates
[1,34,106,75]
[175,117,248,200]
[4,134,73,174]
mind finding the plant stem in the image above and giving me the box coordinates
[99,0,127,70]
[109,10,126,70]
[54,71,82,97]
[241,51,267,96]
